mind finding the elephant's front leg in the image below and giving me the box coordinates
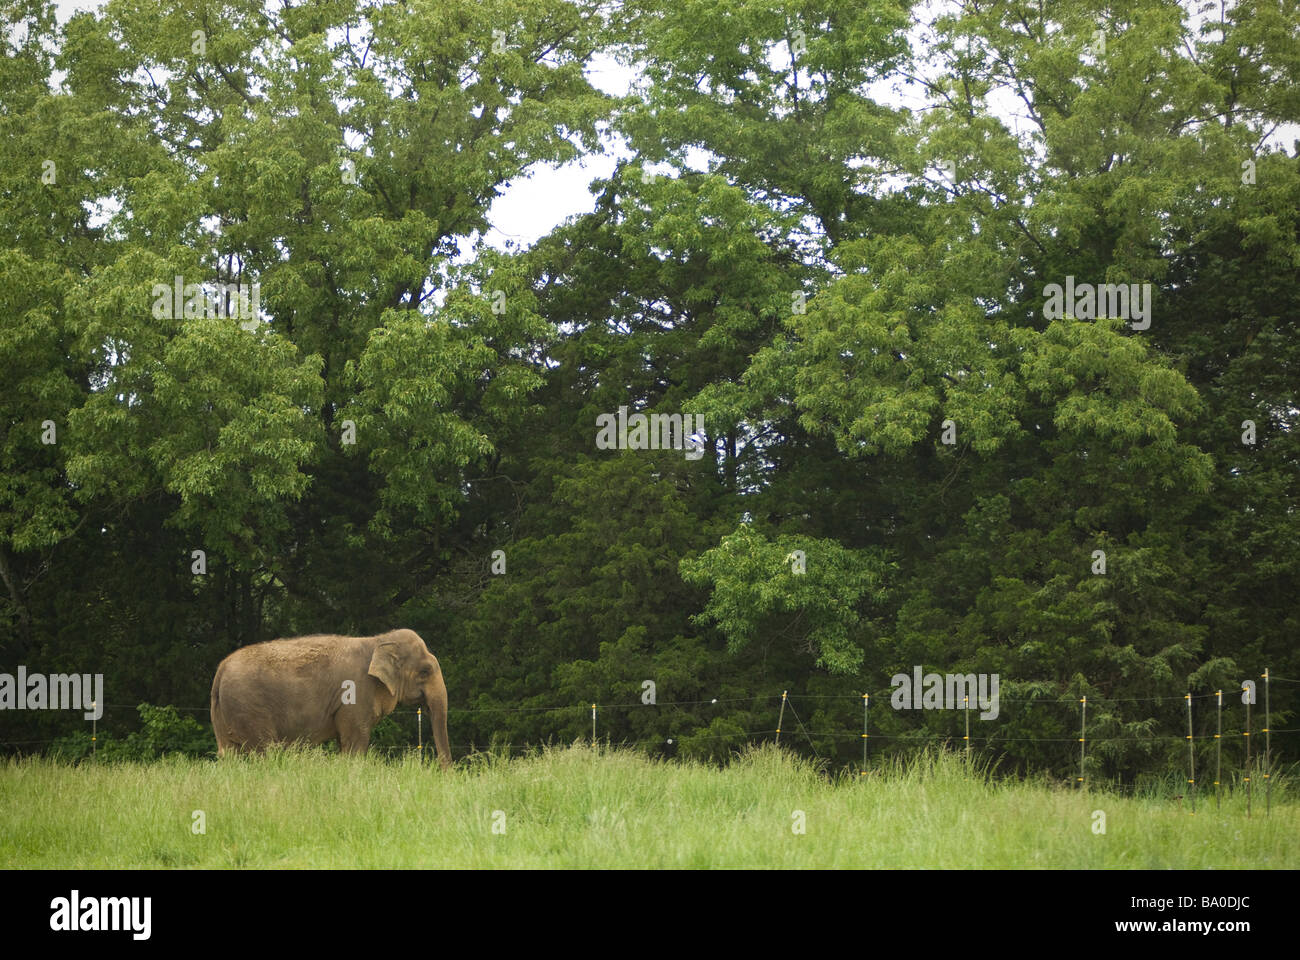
[339,733,370,755]
[335,709,372,755]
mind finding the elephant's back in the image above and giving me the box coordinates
[215,634,366,699]
[219,634,365,668]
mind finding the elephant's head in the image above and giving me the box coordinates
[368,629,452,770]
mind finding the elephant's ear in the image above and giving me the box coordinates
[367,639,402,698]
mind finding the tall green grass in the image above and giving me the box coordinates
[2,744,1294,868]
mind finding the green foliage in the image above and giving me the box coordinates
[50,704,214,762]
[1,0,1296,788]
[681,524,888,674]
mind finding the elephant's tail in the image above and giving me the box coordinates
[210,660,228,756]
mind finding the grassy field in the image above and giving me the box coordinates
[2,744,1295,868]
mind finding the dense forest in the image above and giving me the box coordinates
[1,0,1297,785]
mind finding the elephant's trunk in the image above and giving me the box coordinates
[426,669,451,770]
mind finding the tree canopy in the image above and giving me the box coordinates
[2,0,1296,782]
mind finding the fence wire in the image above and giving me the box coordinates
[3,677,1293,771]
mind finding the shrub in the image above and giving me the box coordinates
[49,704,214,761]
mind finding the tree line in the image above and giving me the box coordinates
[1,0,1296,783]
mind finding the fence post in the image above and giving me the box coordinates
[964,695,971,768]
[775,690,787,746]
[1078,696,1086,789]
[1244,686,1252,819]
[417,706,423,762]
[1263,668,1271,816]
[1215,690,1222,811]
[861,692,869,777]
[92,701,97,757]
[592,703,597,747]
[1185,693,1195,813]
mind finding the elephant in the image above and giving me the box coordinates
[210,628,451,769]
